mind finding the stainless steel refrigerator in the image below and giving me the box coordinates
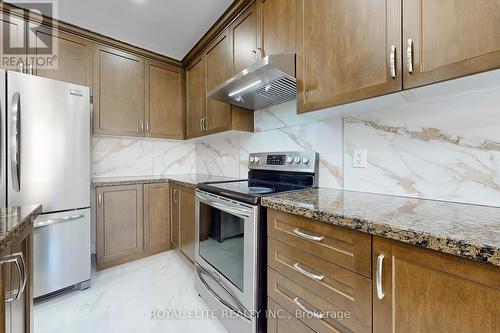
[0,69,91,298]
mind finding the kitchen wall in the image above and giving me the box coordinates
[92,136,196,177]
[196,70,500,207]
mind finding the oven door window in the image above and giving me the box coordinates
[199,202,245,291]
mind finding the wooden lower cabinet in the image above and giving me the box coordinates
[179,186,196,264]
[170,185,180,249]
[267,298,314,333]
[144,183,171,255]
[0,222,33,333]
[373,236,500,333]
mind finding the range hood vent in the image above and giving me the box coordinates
[207,54,296,111]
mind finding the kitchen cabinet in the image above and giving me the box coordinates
[402,0,500,89]
[33,27,92,87]
[205,29,232,133]
[144,183,171,255]
[373,237,500,333]
[93,44,145,137]
[0,222,33,333]
[96,185,144,270]
[170,186,180,249]
[0,13,26,71]
[257,0,296,57]
[145,60,184,139]
[179,187,196,264]
[186,55,206,138]
[229,1,258,74]
[296,0,402,114]
[267,298,315,333]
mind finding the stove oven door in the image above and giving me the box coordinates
[195,189,259,317]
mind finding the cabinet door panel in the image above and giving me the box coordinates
[403,0,500,88]
[373,237,500,333]
[186,56,206,138]
[96,185,144,269]
[296,0,401,113]
[34,28,92,87]
[230,2,258,74]
[93,44,145,136]
[205,30,231,133]
[145,60,184,139]
[259,0,296,56]
[179,187,195,264]
[0,13,26,70]
[144,183,171,255]
[170,186,180,249]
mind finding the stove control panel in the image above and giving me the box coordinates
[248,151,318,173]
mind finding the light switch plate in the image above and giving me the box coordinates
[352,149,367,168]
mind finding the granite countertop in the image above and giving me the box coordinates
[261,188,500,266]
[0,205,42,252]
[92,174,240,188]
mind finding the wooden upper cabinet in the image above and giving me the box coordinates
[403,0,500,89]
[96,185,144,270]
[296,0,402,114]
[145,60,184,139]
[373,237,500,333]
[230,2,258,74]
[144,183,171,255]
[0,13,26,70]
[33,27,92,87]
[257,0,296,56]
[93,44,145,136]
[205,29,232,133]
[186,55,206,139]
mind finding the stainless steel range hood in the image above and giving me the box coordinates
[207,54,296,111]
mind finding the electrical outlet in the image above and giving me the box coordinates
[352,149,367,168]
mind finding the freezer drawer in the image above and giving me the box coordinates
[33,208,91,298]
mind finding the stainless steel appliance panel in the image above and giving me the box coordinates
[0,69,6,208]
[33,208,91,298]
[6,71,90,211]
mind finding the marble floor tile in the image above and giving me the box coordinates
[34,251,229,333]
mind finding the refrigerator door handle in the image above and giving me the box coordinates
[10,92,21,192]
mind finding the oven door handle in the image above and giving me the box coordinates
[196,192,252,219]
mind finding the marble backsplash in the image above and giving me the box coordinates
[196,71,500,207]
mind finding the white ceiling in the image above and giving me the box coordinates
[12,0,234,60]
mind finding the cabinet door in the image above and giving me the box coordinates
[373,237,500,333]
[170,186,180,249]
[96,185,144,270]
[93,44,145,136]
[144,183,171,255]
[230,2,258,74]
[0,13,26,70]
[10,224,32,333]
[179,187,195,264]
[267,298,315,333]
[186,56,206,138]
[33,28,92,87]
[205,29,231,133]
[258,0,296,56]
[145,60,184,139]
[403,0,500,89]
[0,245,10,332]
[296,0,402,114]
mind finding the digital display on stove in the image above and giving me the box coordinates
[266,154,286,165]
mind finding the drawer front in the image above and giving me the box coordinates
[268,238,372,327]
[268,209,371,277]
[268,268,371,333]
[268,298,315,333]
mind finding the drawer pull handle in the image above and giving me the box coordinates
[293,263,324,281]
[376,254,385,300]
[293,297,324,319]
[293,228,324,242]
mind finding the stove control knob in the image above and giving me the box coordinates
[286,156,293,164]
[249,157,255,163]
[254,156,261,163]
[294,157,301,164]
[302,157,309,164]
